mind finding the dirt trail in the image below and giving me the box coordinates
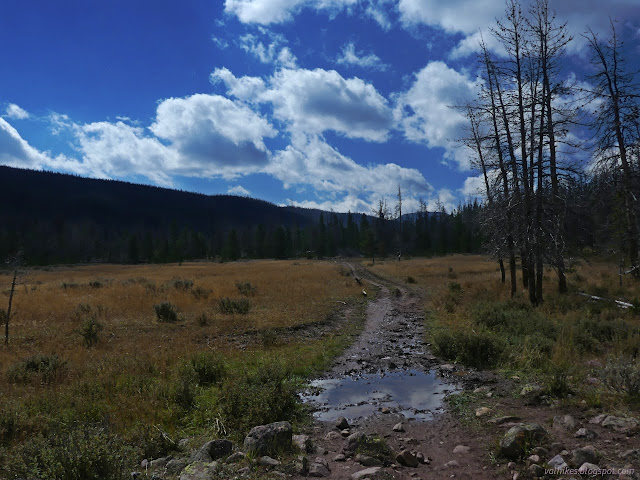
[296,262,499,480]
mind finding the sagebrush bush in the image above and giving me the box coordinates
[167,277,194,291]
[154,302,179,322]
[218,297,251,314]
[432,329,504,368]
[236,281,257,296]
[7,354,67,385]
[77,316,103,348]
[601,355,640,398]
[191,286,211,300]
[1,423,135,480]
[474,301,557,339]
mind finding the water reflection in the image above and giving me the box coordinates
[301,369,457,422]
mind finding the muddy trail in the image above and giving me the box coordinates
[296,262,501,480]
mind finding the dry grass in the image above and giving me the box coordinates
[0,260,364,448]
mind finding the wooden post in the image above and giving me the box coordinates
[5,269,17,346]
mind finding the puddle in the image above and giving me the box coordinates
[300,369,458,422]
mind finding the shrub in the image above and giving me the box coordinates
[77,316,103,348]
[601,355,640,398]
[7,354,67,384]
[448,282,462,293]
[218,298,251,314]
[405,276,416,284]
[236,281,257,296]
[196,312,209,326]
[354,435,394,465]
[218,363,301,436]
[154,302,179,323]
[394,287,402,297]
[167,277,193,291]
[60,282,79,289]
[191,286,211,300]
[432,329,504,368]
[474,301,557,339]
[1,423,135,480]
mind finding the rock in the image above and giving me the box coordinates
[131,472,141,479]
[473,386,492,394]
[165,458,188,475]
[619,449,640,460]
[258,456,280,467]
[586,376,601,385]
[179,461,219,480]
[237,466,250,475]
[601,415,639,433]
[396,450,419,468]
[507,462,516,470]
[336,417,350,430]
[520,384,546,405]
[141,458,149,468]
[309,457,330,477]
[475,407,492,417]
[295,455,309,476]
[333,454,346,462]
[499,423,547,460]
[415,452,426,464]
[552,414,577,431]
[443,460,460,468]
[548,455,568,470]
[380,407,390,414]
[575,427,598,439]
[440,363,456,372]
[150,456,171,468]
[344,432,366,453]
[579,462,600,474]
[243,421,292,456]
[324,431,342,441]
[356,454,383,467]
[488,415,521,425]
[351,467,383,480]
[190,439,232,463]
[226,452,246,464]
[527,454,540,464]
[341,429,351,437]
[293,434,313,453]
[590,414,607,425]
[453,445,470,454]
[392,423,405,432]
[528,464,545,477]
[571,445,600,467]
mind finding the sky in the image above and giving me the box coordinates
[1,0,639,214]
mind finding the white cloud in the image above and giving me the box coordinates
[211,67,267,101]
[4,104,30,120]
[264,68,393,141]
[228,185,251,196]
[150,93,276,177]
[267,133,432,212]
[426,188,457,213]
[460,173,487,199]
[337,42,388,71]
[395,61,478,169]
[224,0,357,25]
[449,30,507,59]
[238,31,297,68]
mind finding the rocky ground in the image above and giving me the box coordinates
[137,262,639,480]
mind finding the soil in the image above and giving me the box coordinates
[291,262,640,480]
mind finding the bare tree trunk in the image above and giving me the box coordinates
[5,269,17,346]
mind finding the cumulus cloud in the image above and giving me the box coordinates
[4,104,30,120]
[265,68,393,141]
[267,133,432,212]
[150,93,276,177]
[395,61,478,169]
[211,67,267,101]
[337,42,388,71]
[228,185,251,196]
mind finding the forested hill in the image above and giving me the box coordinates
[0,166,481,265]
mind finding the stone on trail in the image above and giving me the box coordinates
[189,439,232,463]
[547,455,568,470]
[293,434,313,453]
[336,416,350,430]
[308,457,331,477]
[575,427,597,439]
[396,450,419,468]
[579,462,600,475]
[475,407,492,417]
[571,445,600,467]
[225,452,246,464]
[179,461,219,480]
[243,421,292,456]
[351,467,383,480]
[392,423,405,432]
[356,454,383,467]
[499,423,547,460]
[258,456,280,467]
[601,415,638,434]
[453,445,470,454]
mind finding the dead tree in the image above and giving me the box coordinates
[585,21,640,278]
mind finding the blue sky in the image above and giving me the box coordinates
[1,0,639,213]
